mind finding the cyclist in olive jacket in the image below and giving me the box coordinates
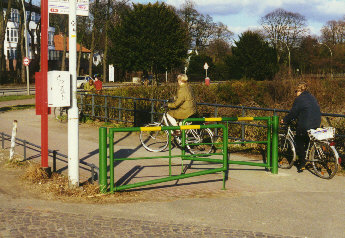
[282,82,321,172]
[167,74,197,127]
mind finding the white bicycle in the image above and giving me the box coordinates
[278,125,339,179]
[139,104,214,155]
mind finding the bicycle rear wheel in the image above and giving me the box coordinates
[54,107,68,123]
[278,134,296,169]
[139,123,169,152]
[310,142,338,179]
[185,128,214,155]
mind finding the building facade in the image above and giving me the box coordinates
[3,4,55,70]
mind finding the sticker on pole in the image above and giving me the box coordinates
[23,57,30,66]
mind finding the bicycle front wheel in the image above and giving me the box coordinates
[185,128,214,155]
[139,123,169,152]
[278,134,296,169]
[310,142,339,179]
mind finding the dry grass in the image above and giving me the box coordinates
[21,162,101,200]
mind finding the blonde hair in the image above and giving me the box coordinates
[177,74,188,82]
[296,82,307,92]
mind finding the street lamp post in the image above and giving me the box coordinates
[318,42,333,79]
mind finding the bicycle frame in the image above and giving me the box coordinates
[284,125,339,164]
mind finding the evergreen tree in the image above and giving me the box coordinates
[226,31,278,80]
[108,2,189,78]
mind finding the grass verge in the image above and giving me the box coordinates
[0,95,35,102]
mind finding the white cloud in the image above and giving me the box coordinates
[162,0,344,22]
[131,0,345,36]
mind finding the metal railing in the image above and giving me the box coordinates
[183,116,279,173]
[1,132,98,182]
[99,124,229,193]
[78,93,345,141]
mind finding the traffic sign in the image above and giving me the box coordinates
[48,0,89,16]
[23,57,30,66]
[204,63,209,70]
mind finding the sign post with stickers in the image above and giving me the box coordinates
[48,0,89,16]
[48,0,89,187]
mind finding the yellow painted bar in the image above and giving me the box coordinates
[180,125,200,130]
[205,118,222,122]
[140,126,162,131]
[237,117,254,121]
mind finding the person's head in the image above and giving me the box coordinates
[95,76,99,81]
[295,82,307,96]
[89,79,94,85]
[177,74,188,85]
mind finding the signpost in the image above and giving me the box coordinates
[23,57,30,66]
[204,62,209,78]
[46,0,89,187]
[48,0,89,16]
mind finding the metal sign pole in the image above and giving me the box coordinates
[40,0,49,170]
[68,0,79,187]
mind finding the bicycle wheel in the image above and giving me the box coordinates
[278,134,296,169]
[54,107,68,123]
[185,128,214,155]
[139,123,169,152]
[310,142,339,179]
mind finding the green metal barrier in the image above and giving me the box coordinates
[99,124,228,193]
[183,116,279,174]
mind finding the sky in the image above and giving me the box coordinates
[130,0,345,37]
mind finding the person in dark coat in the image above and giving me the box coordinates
[282,82,321,171]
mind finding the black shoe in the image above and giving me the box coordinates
[297,167,305,173]
[297,163,306,173]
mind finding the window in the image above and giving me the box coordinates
[49,50,60,60]
[7,48,17,60]
[11,9,19,23]
[6,28,18,43]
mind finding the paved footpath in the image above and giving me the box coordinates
[0,105,345,237]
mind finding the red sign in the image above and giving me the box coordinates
[23,57,30,66]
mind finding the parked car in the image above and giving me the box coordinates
[77,76,92,89]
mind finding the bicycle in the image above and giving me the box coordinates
[54,107,68,123]
[139,104,214,155]
[54,107,82,123]
[278,125,339,179]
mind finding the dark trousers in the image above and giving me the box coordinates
[295,133,310,166]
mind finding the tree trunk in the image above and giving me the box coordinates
[19,3,25,83]
[102,0,110,82]
[61,33,67,70]
[20,16,25,83]
[77,42,82,75]
[102,29,108,82]
[89,29,95,76]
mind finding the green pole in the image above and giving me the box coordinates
[99,127,107,193]
[267,117,271,170]
[109,131,114,192]
[223,124,228,190]
[271,116,279,174]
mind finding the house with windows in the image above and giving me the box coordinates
[3,1,55,70]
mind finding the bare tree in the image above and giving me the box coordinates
[321,19,345,45]
[177,0,232,52]
[260,8,309,48]
[260,8,309,66]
